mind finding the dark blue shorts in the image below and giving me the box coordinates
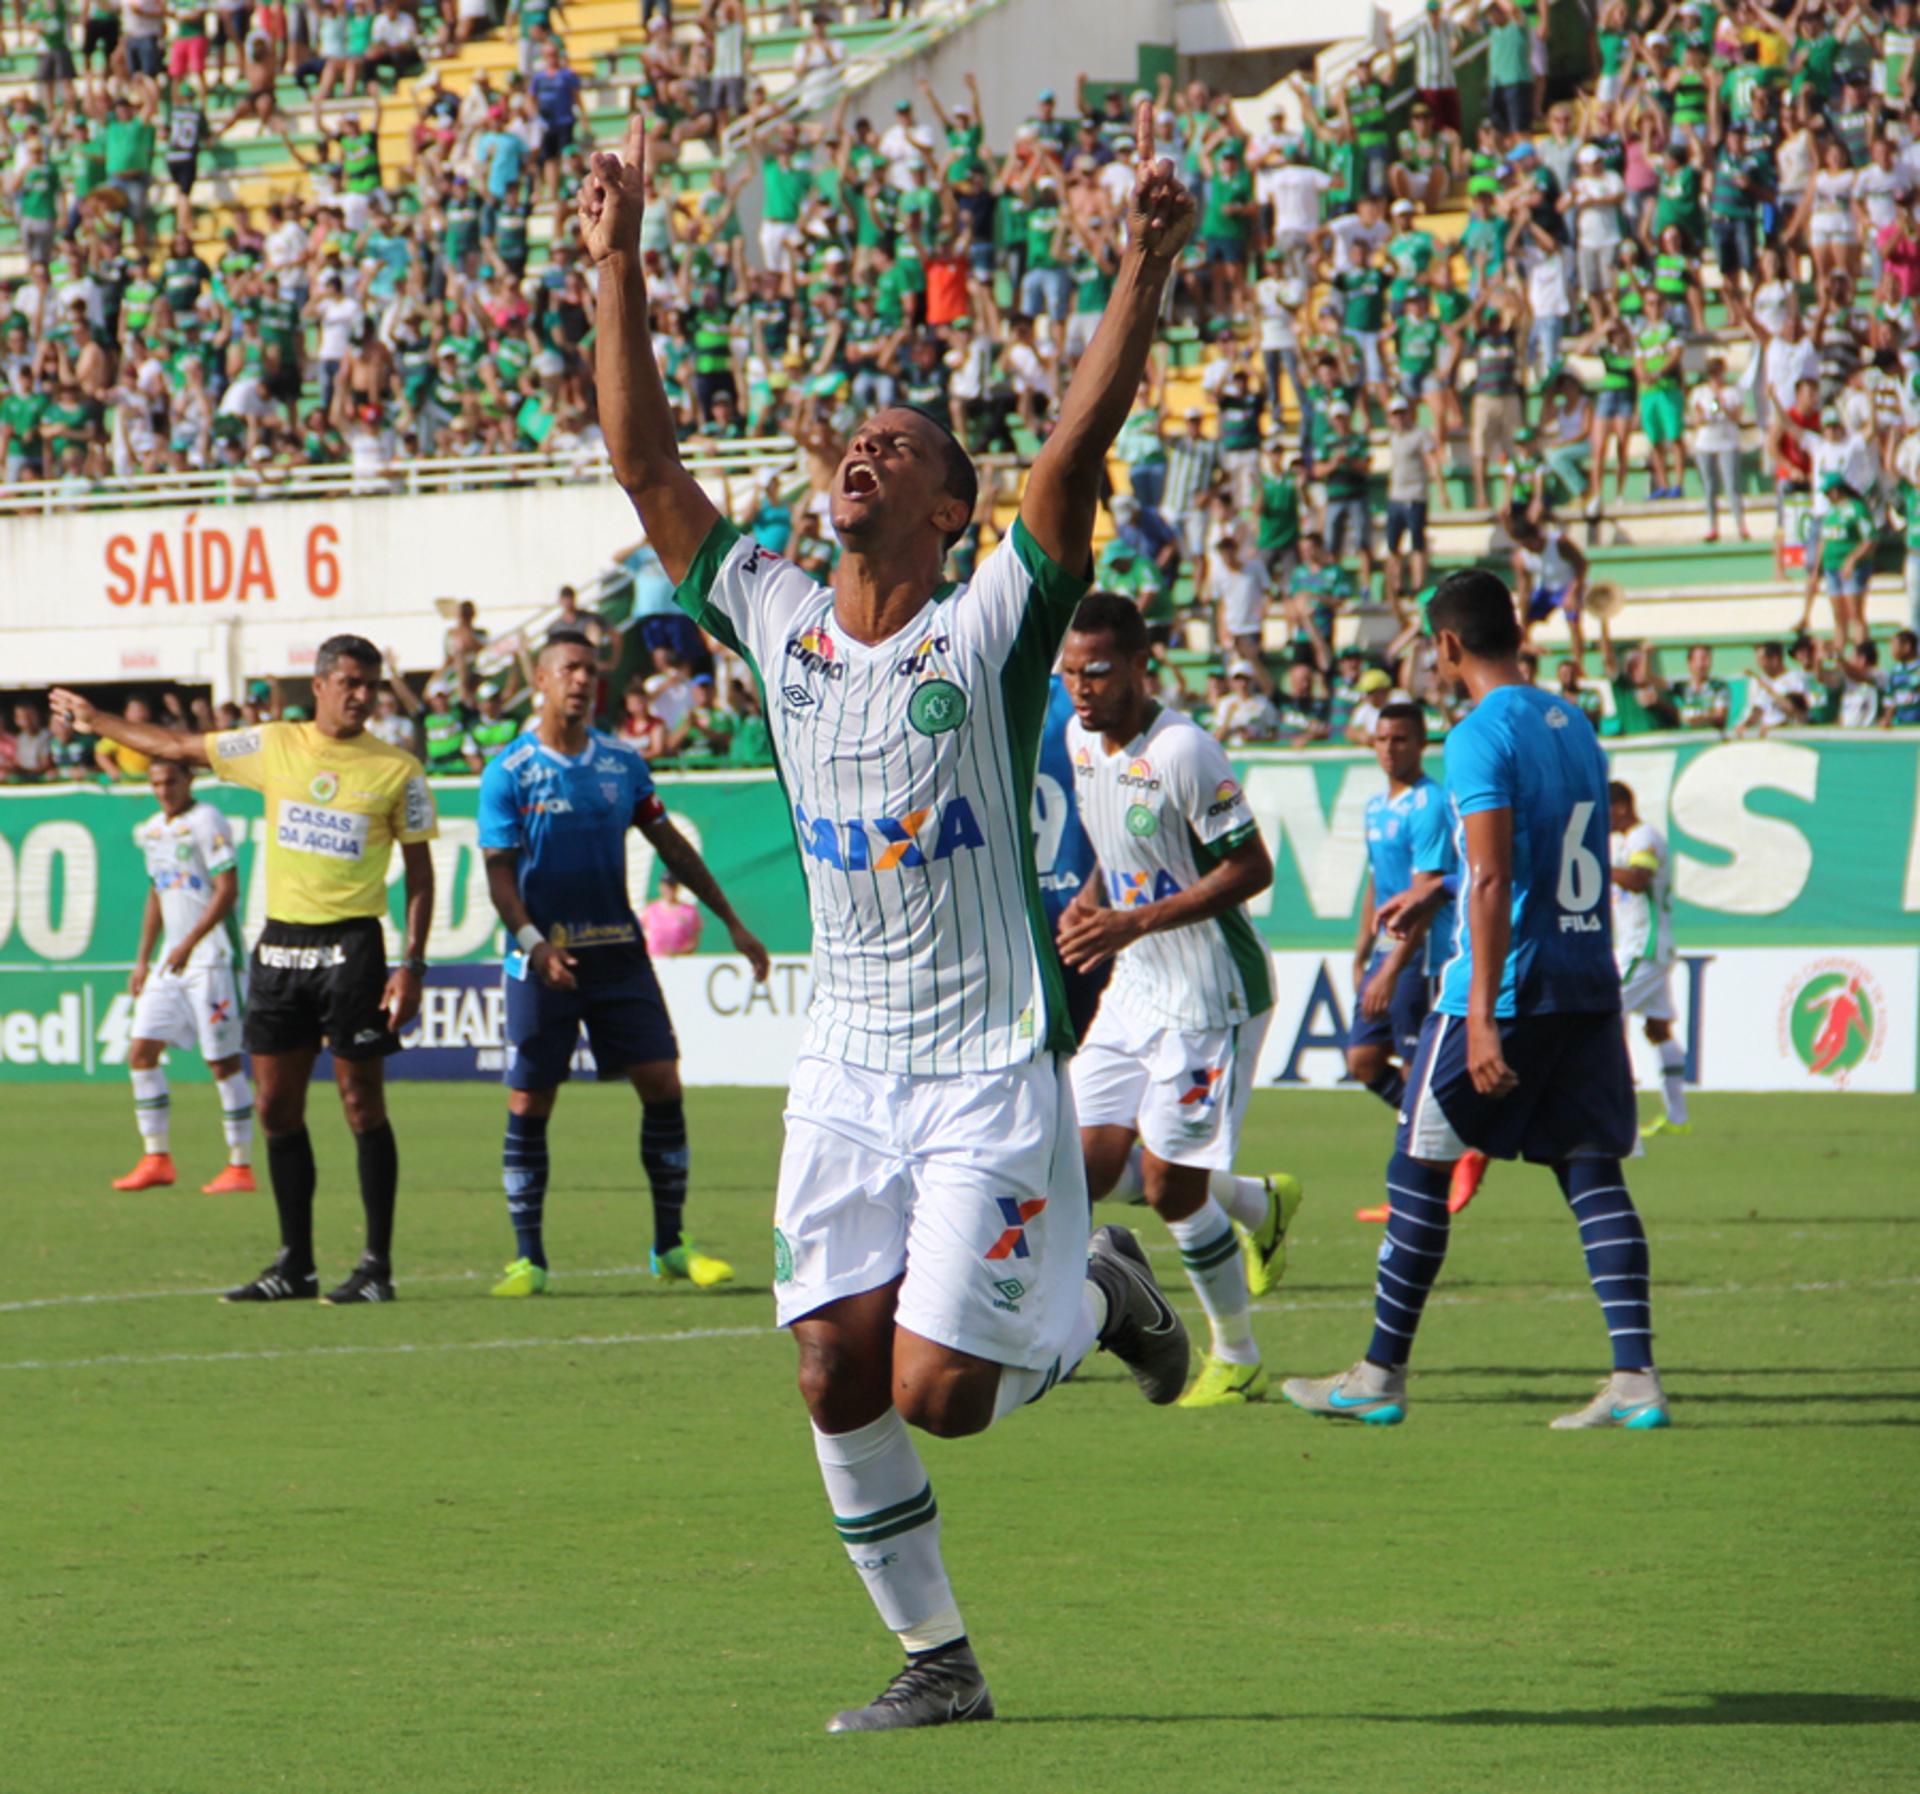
[504,950,679,1090]
[1348,951,1430,1061]
[1398,1009,1636,1165]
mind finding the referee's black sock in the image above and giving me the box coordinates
[355,1121,399,1266]
[265,1127,317,1273]
[641,1100,689,1256]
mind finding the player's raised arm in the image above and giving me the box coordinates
[1020,100,1195,574]
[48,689,212,767]
[583,115,723,584]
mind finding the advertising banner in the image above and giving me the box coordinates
[3,734,1916,1087]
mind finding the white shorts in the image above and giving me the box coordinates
[129,960,246,1062]
[759,219,801,274]
[1619,959,1674,1022]
[772,1052,1090,1371]
[1065,310,1101,358]
[1071,998,1273,1173]
[1810,214,1856,247]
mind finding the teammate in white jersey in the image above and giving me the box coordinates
[1055,594,1303,1410]
[1609,780,1689,1136]
[586,107,1199,1732]
[113,759,256,1194]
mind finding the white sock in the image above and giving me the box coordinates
[1108,1144,1148,1205]
[1212,1171,1269,1230]
[1165,1197,1258,1365]
[216,1071,254,1166]
[992,1278,1107,1419]
[131,1067,170,1154]
[1657,1040,1688,1124]
[812,1409,962,1652]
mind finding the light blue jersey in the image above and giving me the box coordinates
[477,730,665,979]
[1434,685,1620,1019]
[1033,676,1096,929]
[1364,773,1459,975]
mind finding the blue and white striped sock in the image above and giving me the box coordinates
[504,1111,550,1269]
[1558,1158,1654,1371]
[1366,1151,1454,1369]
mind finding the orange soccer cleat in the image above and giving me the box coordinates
[201,1165,257,1194]
[112,1153,177,1191]
[1448,1151,1489,1214]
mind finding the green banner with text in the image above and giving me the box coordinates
[1,734,1917,1080]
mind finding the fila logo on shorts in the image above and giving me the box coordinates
[984,1197,1048,1261]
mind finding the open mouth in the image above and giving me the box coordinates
[843,461,879,499]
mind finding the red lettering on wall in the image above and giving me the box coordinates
[306,524,340,598]
[143,534,178,605]
[237,528,275,601]
[105,535,136,605]
[199,531,234,603]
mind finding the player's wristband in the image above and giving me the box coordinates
[515,924,546,955]
[404,956,428,978]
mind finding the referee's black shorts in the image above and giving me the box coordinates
[245,917,400,1060]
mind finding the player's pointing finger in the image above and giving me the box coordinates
[625,112,647,170]
[1135,96,1153,171]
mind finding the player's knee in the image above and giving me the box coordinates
[894,1377,992,1440]
[1347,1045,1383,1085]
[794,1336,886,1430]
[339,1083,388,1133]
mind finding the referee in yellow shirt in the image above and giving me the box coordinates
[53,636,437,1304]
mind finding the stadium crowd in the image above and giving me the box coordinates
[7,0,1920,744]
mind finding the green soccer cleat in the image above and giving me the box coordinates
[1177,1355,1270,1409]
[1281,1360,1408,1425]
[490,1257,549,1298]
[1640,1117,1693,1139]
[1549,1372,1672,1430]
[651,1243,735,1288]
[1239,1173,1305,1298]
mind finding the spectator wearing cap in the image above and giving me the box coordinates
[1345,666,1399,745]
[1385,394,1442,606]
[1564,141,1626,298]
[1319,395,1374,588]
[1196,134,1257,314]
[1390,100,1458,211]
[1211,661,1282,745]
[1259,132,1335,267]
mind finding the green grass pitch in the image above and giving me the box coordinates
[4,1083,1917,1793]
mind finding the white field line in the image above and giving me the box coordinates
[1,1274,1914,1376]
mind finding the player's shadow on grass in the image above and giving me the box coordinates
[1002,1693,1920,1729]
[1346,1693,1920,1728]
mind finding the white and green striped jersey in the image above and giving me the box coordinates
[1066,706,1273,1031]
[1610,820,1674,975]
[135,800,243,971]
[676,517,1085,1076]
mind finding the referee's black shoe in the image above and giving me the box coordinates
[221,1251,319,1303]
[322,1256,396,1305]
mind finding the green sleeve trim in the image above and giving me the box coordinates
[1010,516,1091,634]
[1216,822,1258,852]
[671,518,747,658]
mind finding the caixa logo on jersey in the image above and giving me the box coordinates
[793,798,985,871]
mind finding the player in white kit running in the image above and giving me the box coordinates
[113,759,256,1194]
[1608,780,1689,1137]
[1054,594,1303,1409]
[585,106,1199,1733]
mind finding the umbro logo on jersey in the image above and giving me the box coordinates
[793,797,986,872]
[781,684,816,710]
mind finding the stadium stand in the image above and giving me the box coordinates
[4,0,1920,773]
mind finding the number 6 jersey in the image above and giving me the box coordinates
[675,518,1087,1076]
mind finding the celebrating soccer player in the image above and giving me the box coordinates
[111,758,256,1196]
[585,102,1197,1731]
[1054,593,1304,1409]
[52,636,437,1305]
[477,629,770,1298]
[1282,570,1670,1431]
[1608,779,1689,1138]
[1347,703,1485,1224]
